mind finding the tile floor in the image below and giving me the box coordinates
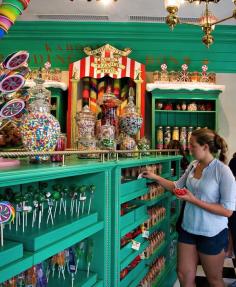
[173,258,236,287]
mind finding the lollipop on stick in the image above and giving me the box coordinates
[80,185,87,215]
[58,185,68,216]
[86,239,94,278]
[0,201,15,246]
[46,192,54,225]
[67,247,76,287]
[75,241,85,274]
[88,185,96,215]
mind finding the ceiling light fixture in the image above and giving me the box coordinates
[164,0,236,47]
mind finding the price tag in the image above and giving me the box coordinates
[131,240,141,251]
[140,252,146,260]
[137,174,143,179]
[142,230,150,238]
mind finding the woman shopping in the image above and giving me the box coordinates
[142,128,236,287]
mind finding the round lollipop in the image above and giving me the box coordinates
[0,98,25,118]
[0,74,25,93]
[0,201,15,246]
[2,51,29,70]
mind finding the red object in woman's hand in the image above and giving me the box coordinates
[174,188,187,196]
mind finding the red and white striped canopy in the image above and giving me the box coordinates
[70,44,145,80]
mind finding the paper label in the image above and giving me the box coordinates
[131,240,141,251]
[142,230,150,238]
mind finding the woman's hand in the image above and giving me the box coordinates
[174,188,196,203]
[141,171,158,181]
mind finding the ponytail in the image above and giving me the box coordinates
[215,134,228,163]
[192,128,228,163]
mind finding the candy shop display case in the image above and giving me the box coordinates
[0,154,181,287]
[68,44,146,148]
[146,83,225,149]
[111,155,182,287]
[0,158,113,285]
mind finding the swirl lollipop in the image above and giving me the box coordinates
[0,201,15,246]
[0,98,25,118]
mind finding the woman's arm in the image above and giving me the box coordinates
[142,172,175,192]
[177,190,233,217]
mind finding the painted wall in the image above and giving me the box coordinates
[1,22,236,72]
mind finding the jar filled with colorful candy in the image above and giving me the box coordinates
[100,123,116,150]
[98,88,121,135]
[119,94,143,136]
[20,79,61,163]
[77,105,96,139]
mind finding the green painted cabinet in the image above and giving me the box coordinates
[148,87,223,149]
[111,156,182,287]
[49,87,67,133]
[0,155,181,286]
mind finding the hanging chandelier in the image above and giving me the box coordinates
[164,0,236,47]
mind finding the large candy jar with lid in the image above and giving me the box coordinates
[98,88,121,134]
[20,79,60,162]
[119,95,143,136]
[77,105,96,139]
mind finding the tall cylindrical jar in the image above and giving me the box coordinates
[172,127,179,141]
[180,127,187,150]
[156,126,163,149]
[187,127,193,150]
[51,133,67,162]
[164,127,171,149]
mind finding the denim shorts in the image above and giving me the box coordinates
[178,227,228,255]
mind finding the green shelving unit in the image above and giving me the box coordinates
[111,156,182,287]
[0,155,181,286]
[0,159,112,286]
[148,87,223,149]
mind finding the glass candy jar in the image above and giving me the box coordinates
[77,105,96,139]
[98,89,121,133]
[120,134,138,157]
[100,123,116,150]
[119,95,143,136]
[77,137,99,159]
[28,78,51,106]
[137,137,150,156]
[21,79,61,162]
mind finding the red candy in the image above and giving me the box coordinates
[174,188,187,196]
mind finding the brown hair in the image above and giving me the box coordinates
[191,128,228,163]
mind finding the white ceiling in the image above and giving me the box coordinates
[13,0,236,24]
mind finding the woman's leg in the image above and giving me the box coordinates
[226,230,234,257]
[199,250,225,287]
[177,242,199,287]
